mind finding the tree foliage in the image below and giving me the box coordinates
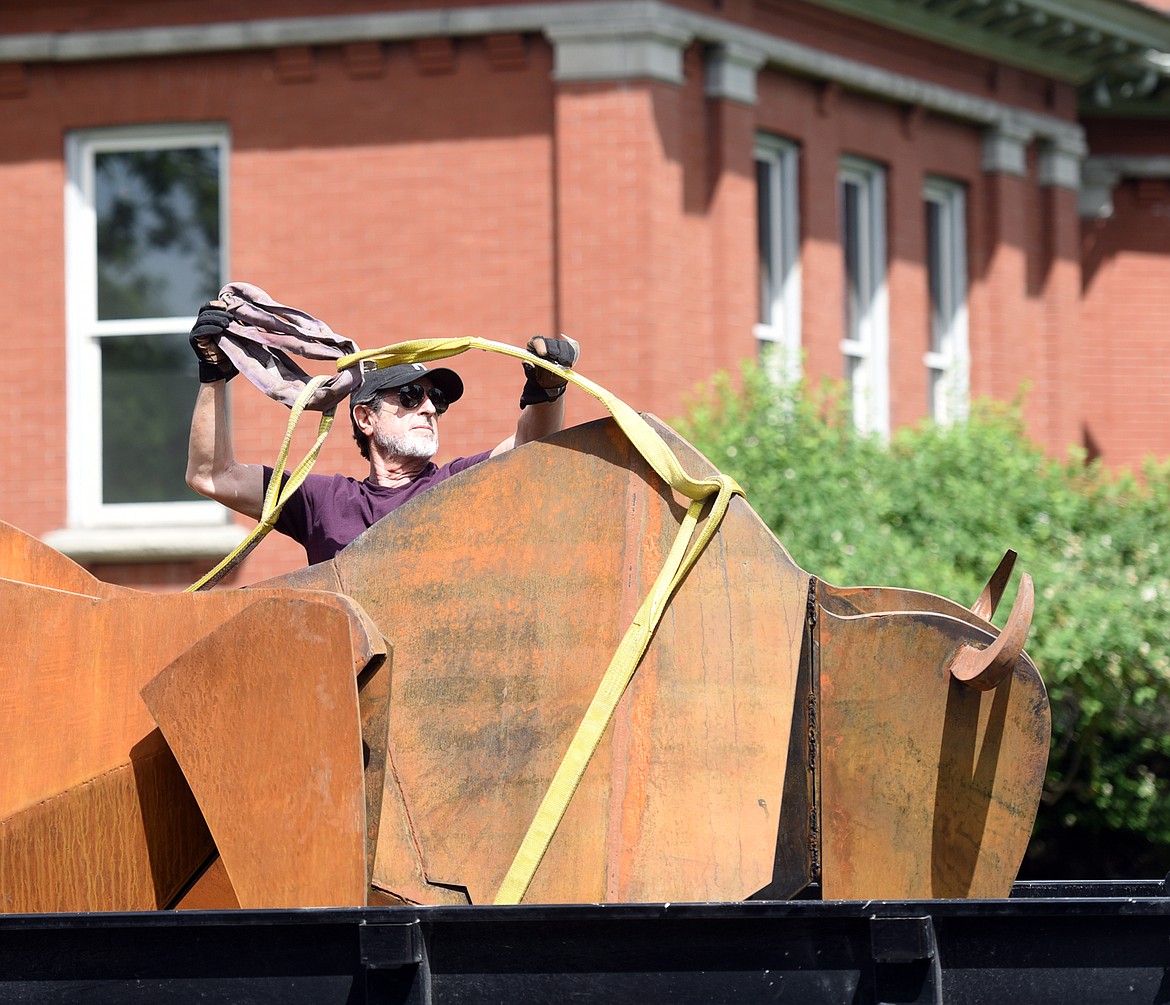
[675,362,1170,878]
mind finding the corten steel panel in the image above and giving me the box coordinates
[142,597,386,909]
[173,856,240,911]
[816,584,1050,900]
[264,416,811,906]
[0,521,128,598]
[0,727,210,915]
[0,554,386,913]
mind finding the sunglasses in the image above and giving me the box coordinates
[383,383,450,415]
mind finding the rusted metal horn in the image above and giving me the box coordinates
[971,549,1017,621]
[950,573,1034,691]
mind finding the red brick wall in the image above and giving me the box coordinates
[1081,177,1170,468]
[0,154,67,536]
[0,3,1164,590]
[0,36,561,586]
[554,49,758,431]
[1078,118,1170,468]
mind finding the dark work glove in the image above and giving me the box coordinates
[519,335,580,408]
[189,302,238,383]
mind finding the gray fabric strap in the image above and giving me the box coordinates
[216,282,362,412]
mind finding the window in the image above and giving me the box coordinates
[64,124,229,529]
[924,178,969,424]
[755,135,801,383]
[838,157,888,437]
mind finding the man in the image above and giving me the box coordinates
[186,303,579,565]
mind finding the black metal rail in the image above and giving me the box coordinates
[2,882,1168,1004]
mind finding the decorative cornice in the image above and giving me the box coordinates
[1080,154,1170,217]
[705,42,766,105]
[798,0,1170,114]
[982,119,1034,176]
[1080,159,1122,217]
[0,1,1088,149]
[1038,129,1090,188]
[0,4,632,63]
[1086,154,1170,178]
[545,16,691,85]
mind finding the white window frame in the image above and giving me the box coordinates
[754,134,802,384]
[923,177,970,424]
[838,156,889,438]
[64,123,230,529]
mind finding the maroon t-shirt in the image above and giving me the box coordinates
[263,451,492,565]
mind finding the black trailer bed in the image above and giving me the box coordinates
[2,881,1167,1004]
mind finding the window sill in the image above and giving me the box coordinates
[43,524,247,565]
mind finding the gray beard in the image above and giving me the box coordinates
[373,426,438,461]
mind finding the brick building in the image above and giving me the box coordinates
[1,0,1168,588]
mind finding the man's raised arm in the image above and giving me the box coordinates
[185,304,266,519]
[492,336,580,457]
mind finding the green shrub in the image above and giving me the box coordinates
[676,362,1170,878]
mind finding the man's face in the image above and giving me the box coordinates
[366,379,440,461]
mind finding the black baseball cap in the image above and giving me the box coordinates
[349,362,464,412]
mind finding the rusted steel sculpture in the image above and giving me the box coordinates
[0,534,387,913]
[0,416,1048,912]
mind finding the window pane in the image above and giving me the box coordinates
[101,333,203,504]
[757,158,774,325]
[841,180,861,345]
[923,179,968,424]
[95,146,221,320]
[846,353,863,419]
[926,199,945,355]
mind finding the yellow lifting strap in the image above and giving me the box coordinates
[188,335,743,904]
[341,337,743,905]
[186,374,335,593]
